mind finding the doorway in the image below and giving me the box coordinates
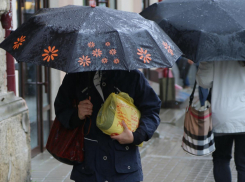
[16,0,50,157]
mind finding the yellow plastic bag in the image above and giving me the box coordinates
[96,92,143,147]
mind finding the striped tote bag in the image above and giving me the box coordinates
[181,82,215,156]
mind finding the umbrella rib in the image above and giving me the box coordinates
[96,8,129,70]
[67,33,80,73]
[157,2,203,20]
[78,8,99,32]
[115,32,130,70]
[97,7,143,30]
[214,3,245,29]
[145,27,175,68]
[68,10,97,72]
[17,26,46,62]
[157,4,204,29]
[145,29,165,65]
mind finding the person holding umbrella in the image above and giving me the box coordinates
[196,61,245,182]
[141,1,245,181]
[0,5,183,182]
[55,69,161,182]
[175,56,194,89]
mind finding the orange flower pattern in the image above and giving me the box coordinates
[109,49,117,55]
[114,59,120,64]
[78,55,91,67]
[137,48,152,63]
[117,120,123,127]
[42,46,58,62]
[105,42,110,46]
[162,41,174,56]
[13,36,26,50]
[101,58,108,64]
[88,42,95,48]
[92,49,102,57]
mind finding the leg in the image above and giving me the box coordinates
[212,135,234,182]
[234,134,245,182]
[183,76,190,88]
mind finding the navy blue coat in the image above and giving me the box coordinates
[54,70,161,182]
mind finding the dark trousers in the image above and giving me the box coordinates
[212,134,245,182]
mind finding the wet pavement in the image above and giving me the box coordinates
[31,106,237,182]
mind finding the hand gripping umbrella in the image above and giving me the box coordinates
[0,5,182,73]
[140,0,245,63]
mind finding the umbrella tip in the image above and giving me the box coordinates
[91,5,96,8]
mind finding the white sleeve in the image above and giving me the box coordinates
[196,61,214,88]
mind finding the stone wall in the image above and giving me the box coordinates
[0,17,7,93]
[0,110,30,182]
[0,0,31,181]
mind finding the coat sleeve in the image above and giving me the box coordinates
[132,71,162,145]
[54,73,82,129]
[196,61,214,89]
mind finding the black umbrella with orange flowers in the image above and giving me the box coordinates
[0,5,182,73]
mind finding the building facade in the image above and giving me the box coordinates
[0,0,30,181]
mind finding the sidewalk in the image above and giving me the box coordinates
[141,109,237,182]
[31,107,237,182]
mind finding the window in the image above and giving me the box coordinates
[84,0,117,9]
[142,0,150,10]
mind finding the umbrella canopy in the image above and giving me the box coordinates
[140,0,245,63]
[0,5,182,73]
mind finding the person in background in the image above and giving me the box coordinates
[196,61,245,182]
[55,70,161,182]
[176,56,194,89]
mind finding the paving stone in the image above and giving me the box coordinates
[30,178,44,182]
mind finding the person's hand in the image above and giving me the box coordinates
[78,96,93,120]
[187,59,194,65]
[110,121,134,144]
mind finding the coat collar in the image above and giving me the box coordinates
[93,71,104,101]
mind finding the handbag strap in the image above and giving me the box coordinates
[76,73,92,135]
[189,81,212,107]
[189,81,197,107]
[82,116,92,136]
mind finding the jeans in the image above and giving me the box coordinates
[198,86,209,106]
[212,134,245,182]
[183,77,190,87]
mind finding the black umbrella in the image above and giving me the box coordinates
[140,0,245,63]
[0,5,182,73]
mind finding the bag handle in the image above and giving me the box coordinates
[189,81,197,107]
[189,81,212,107]
[82,116,92,136]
